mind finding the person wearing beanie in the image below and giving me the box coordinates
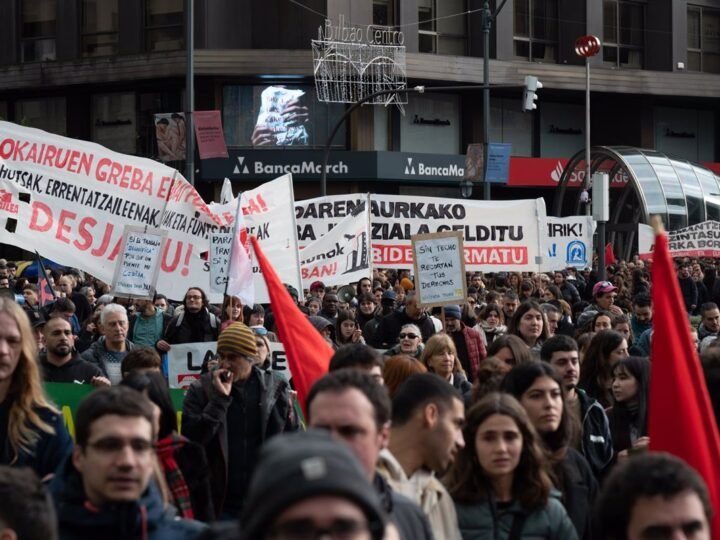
[442,304,486,383]
[182,322,298,519]
[238,430,390,540]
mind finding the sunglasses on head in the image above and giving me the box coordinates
[399,332,418,339]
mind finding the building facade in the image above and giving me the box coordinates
[1,0,720,209]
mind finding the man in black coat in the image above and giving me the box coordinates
[374,292,435,349]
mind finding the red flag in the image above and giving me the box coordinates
[649,229,720,535]
[35,252,56,307]
[604,243,616,266]
[250,236,333,414]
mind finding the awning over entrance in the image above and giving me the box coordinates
[552,146,720,260]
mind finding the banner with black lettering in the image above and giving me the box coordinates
[543,216,595,271]
[638,221,720,259]
[300,197,371,289]
[296,194,546,271]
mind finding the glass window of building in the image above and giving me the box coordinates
[82,0,119,57]
[687,5,720,74]
[418,0,467,55]
[92,93,137,154]
[373,0,395,27]
[490,98,533,157]
[146,0,184,52]
[21,0,57,62]
[0,102,7,120]
[137,91,183,158]
[15,97,66,135]
[603,0,644,68]
[513,0,557,62]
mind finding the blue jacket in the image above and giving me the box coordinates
[0,404,72,479]
[49,455,206,540]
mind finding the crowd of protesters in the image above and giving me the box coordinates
[0,254,718,539]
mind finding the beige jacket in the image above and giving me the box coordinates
[377,448,462,540]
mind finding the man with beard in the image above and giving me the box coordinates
[40,317,110,386]
[375,292,435,348]
[159,287,219,349]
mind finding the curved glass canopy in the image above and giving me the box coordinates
[552,146,720,260]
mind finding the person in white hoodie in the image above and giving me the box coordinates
[376,374,465,540]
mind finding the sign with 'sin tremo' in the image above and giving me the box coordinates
[411,231,467,307]
[111,226,166,299]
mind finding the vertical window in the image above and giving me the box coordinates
[21,0,57,62]
[373,0,395,27]
[92,93,137,154]
[418,0,467,55]
[513,0,557,62]
[603,0,644,68]
[687,6,720,73]
[146,0,184,52]
[82,0,119,57]
[15,97,66,135]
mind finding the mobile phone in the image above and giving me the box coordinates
[220,371,232,383]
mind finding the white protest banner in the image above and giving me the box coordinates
[209,174,301,303]
[412,231,467,306]
[111,227,166,298]
[295,194,546,271]
[638,220,720,259]
[167,341,217,389]
[0,121,235,302]
[209,231,233,294]
[166,340,290,388]
[300,198,371,289]
[543,216,595,271]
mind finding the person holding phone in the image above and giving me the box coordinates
[182,322,298,519]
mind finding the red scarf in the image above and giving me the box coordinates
[155,433,194,519]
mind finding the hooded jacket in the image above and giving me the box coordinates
[49,456,206,540]
[576,388,614,477]
[181,367,298,515]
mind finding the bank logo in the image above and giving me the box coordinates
[0,190,19,214]
[404,157,416,175]
[233,156,250,175]
[550,161,564,183]
[566,240,587,267]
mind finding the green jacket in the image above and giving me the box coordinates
[455,492,578,540]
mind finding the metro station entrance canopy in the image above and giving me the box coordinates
[552,146,720,261]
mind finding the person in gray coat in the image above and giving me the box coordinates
[444,393,577,540]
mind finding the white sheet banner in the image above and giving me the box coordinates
[0,121,234,302]
[295,194,546,271]
[638,220,720,259]
[166,340,289,388]
[209,174,301,303]
[300,198,371,289]
[543,216,596,271]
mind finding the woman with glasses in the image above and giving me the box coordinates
[383,323,423,359]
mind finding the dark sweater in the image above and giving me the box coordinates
[40,352,102,384]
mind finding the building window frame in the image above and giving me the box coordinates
[418,0,467,56]
[145,0,184,52]
[513,0,558,63]
[373,0,396,27]
[81,0,119,58]
[20,0,57,63]
[687,5,720,74]
[603,0,645,69]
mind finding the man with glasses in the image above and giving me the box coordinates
[49,386,206,538]
[182,322,298,519]
[159,287,219,350]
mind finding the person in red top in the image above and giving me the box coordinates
[442,305,486,384]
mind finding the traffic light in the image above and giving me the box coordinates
[522,76,542,111]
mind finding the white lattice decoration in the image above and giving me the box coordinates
[312,39,407,106]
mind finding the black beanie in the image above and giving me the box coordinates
[240,430,386,540]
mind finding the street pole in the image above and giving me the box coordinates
[185,0,195,185]
[584,59,590,217]
[482,0,491,201]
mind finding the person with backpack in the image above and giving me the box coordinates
[158,287,219,349]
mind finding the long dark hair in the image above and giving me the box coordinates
[578,329,626,407]
[501,362,574,452]
[508,300,550,346]
[443,393,552,510]
[486,334,532,367]
[610,356,651,451]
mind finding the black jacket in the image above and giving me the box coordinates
[555,448,598,540]
[181,368,298,515]
[374,309,436,349]
[576,388,614,477]
[40,352,103,384]
[164,308,219,344]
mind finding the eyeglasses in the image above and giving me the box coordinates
[270,518,369,540]
[86,437,154,455]
[399,333,419,339]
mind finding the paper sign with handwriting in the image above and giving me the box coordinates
[111,227,166,298]
[412,231,467,306]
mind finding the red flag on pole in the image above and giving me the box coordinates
[605,243,616,266]
[249,236,333,414]
[649,224,720,535]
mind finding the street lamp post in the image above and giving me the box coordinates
[575,36,602,273]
